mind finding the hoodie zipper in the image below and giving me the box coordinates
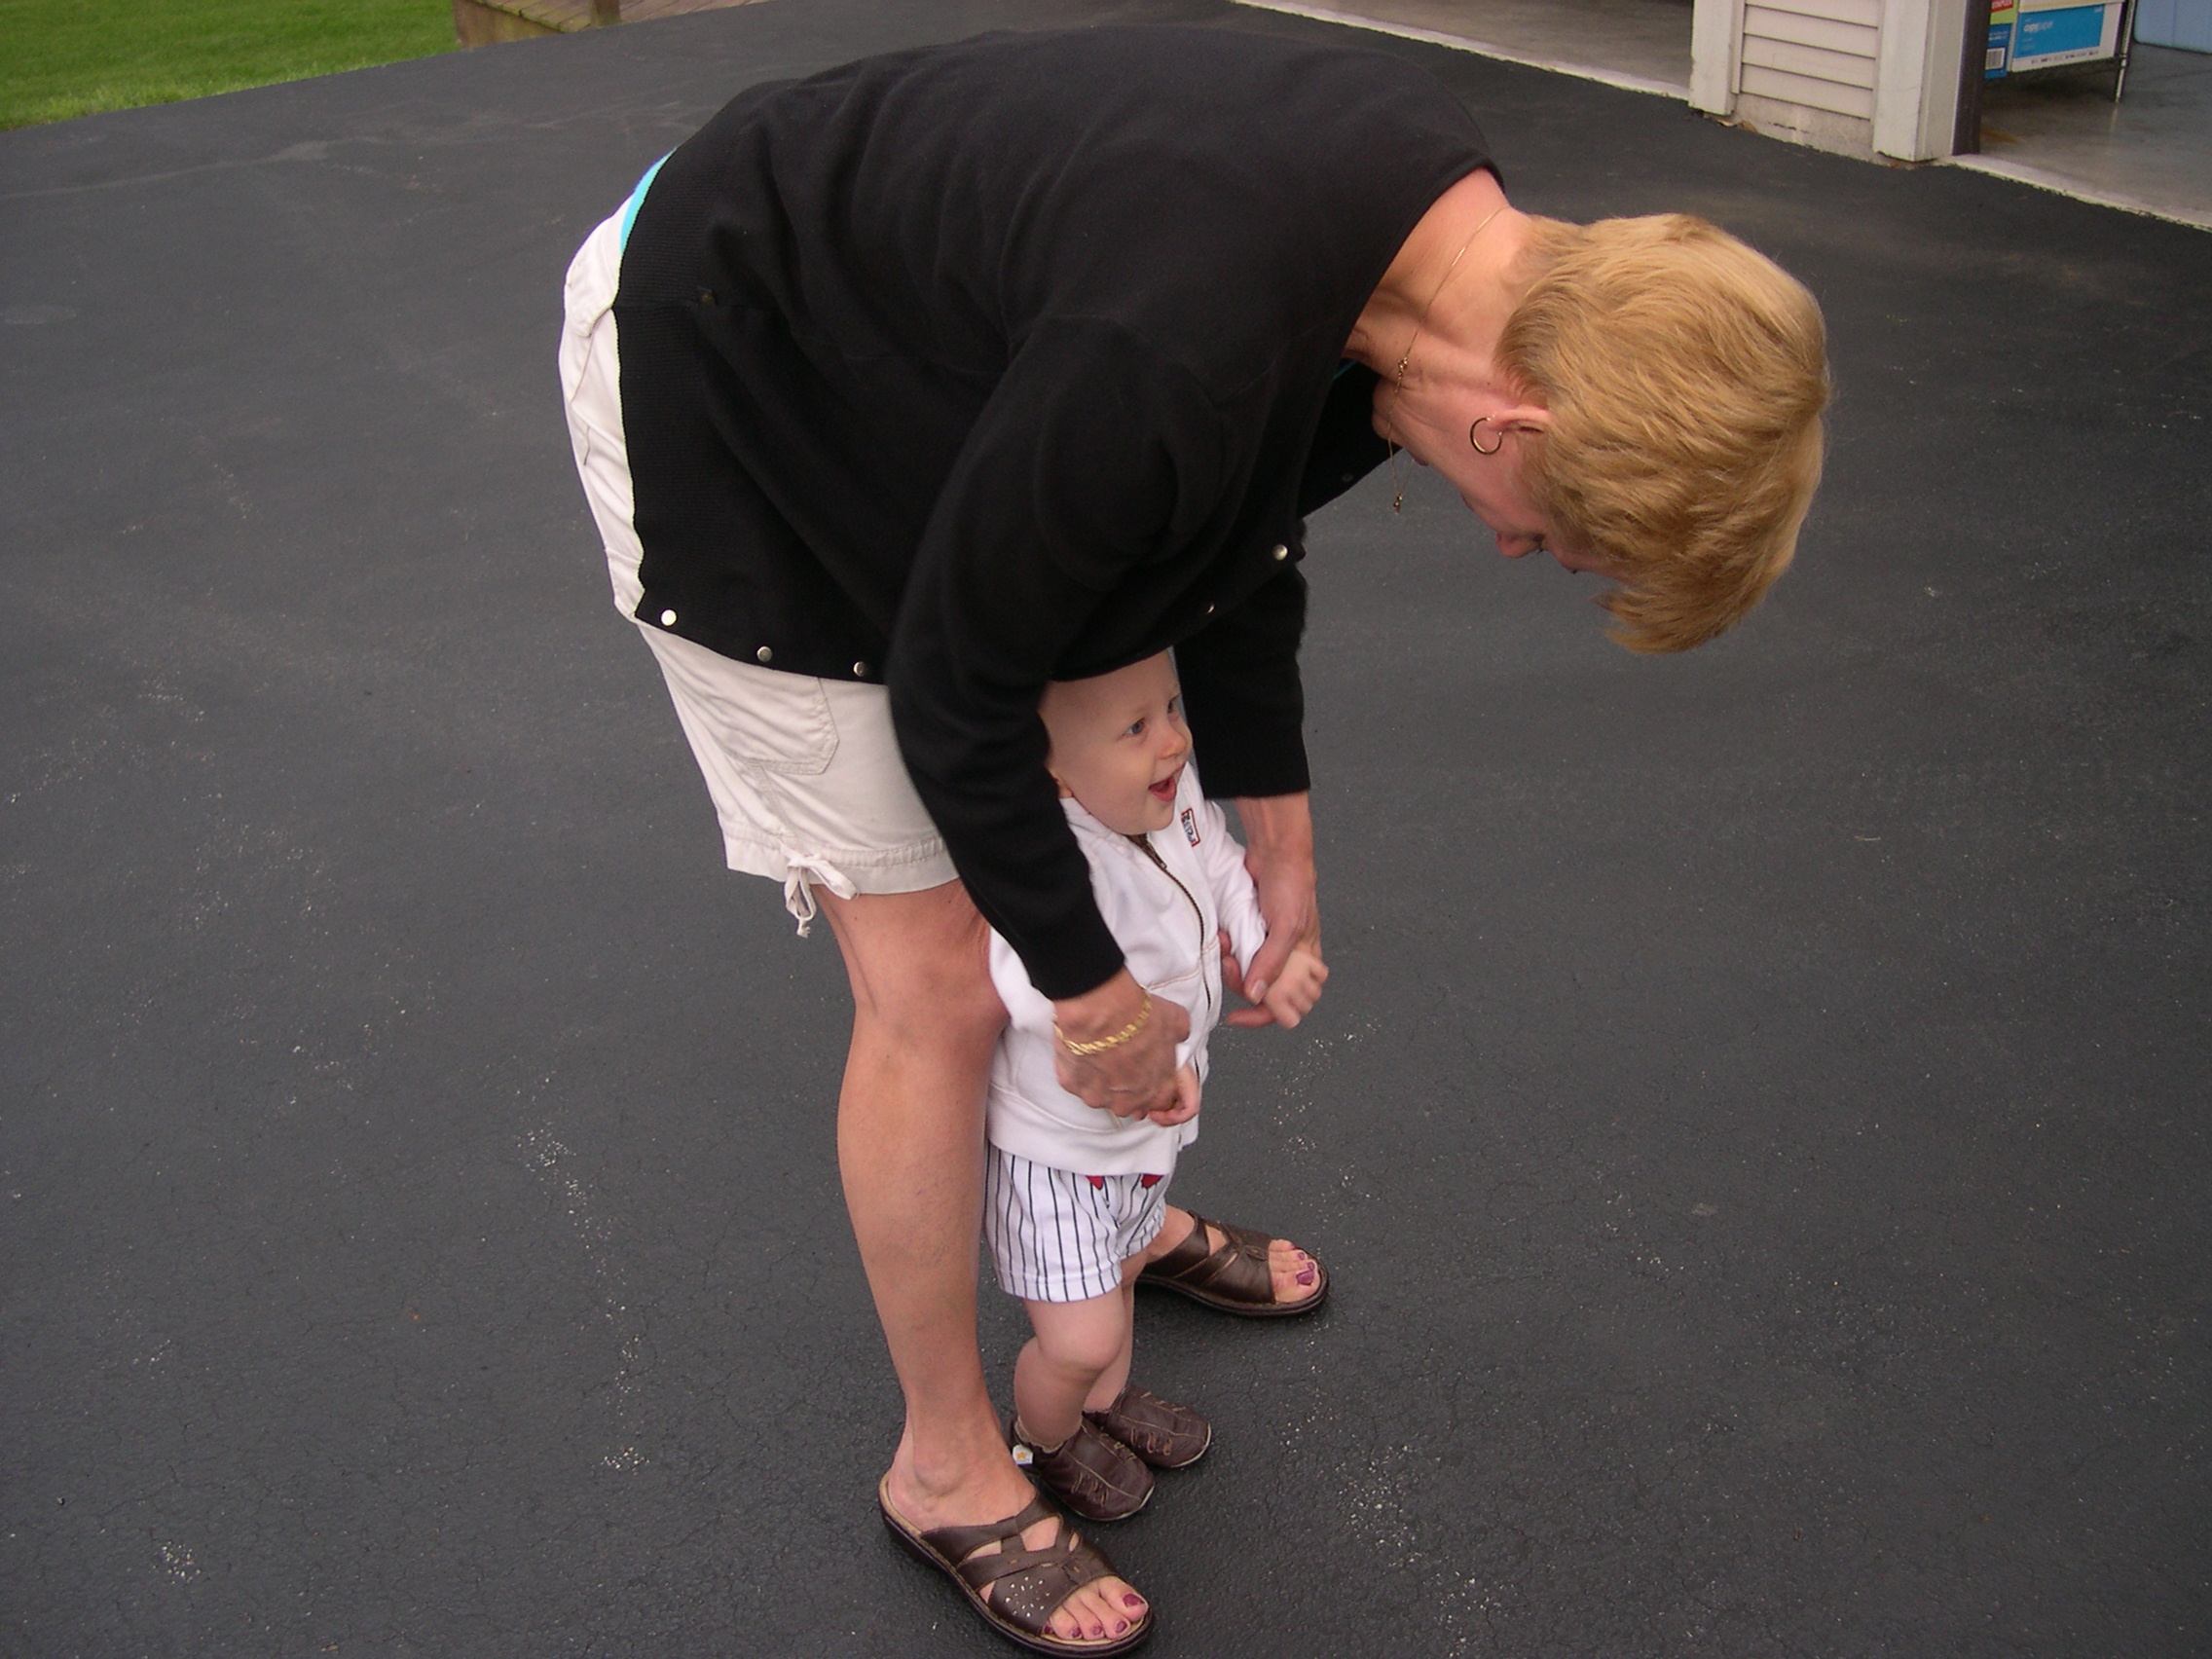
[1128,834,1211,1022]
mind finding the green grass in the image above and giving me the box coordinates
[2,0,460,130]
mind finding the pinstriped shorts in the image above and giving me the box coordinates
[983,1150,1173,1305]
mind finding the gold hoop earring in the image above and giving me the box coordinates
[1469,416,1503,456]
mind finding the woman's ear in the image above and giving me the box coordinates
[1493,402,1552,436]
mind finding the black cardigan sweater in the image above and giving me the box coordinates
[616,25,1490,997]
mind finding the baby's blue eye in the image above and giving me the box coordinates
[1124,718,1146,738]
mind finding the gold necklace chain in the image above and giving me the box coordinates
[1386,203,1506,515]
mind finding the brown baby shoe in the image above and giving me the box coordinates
[1086,1385,1211,1469]
[1009,1416,1155,1521]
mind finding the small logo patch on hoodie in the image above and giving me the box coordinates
[1181,807,1200,846]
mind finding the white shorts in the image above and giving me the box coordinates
[560,209,959,931]
[984,1150,1173,1305]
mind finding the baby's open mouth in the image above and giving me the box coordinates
[1148,768,1181,801]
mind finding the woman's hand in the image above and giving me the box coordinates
[1051,967,1194,1119]
[1227,793,1324,1029]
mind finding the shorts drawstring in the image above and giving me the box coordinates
[783,853,858,936]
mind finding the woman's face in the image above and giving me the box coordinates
[1382,382,1614,577]
[1424,427,1612,576]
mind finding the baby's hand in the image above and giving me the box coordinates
[1144,1063,1201,1127]
[1220,929,1329,1029]
[1260,945,1328,1029]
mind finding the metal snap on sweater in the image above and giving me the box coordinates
[756,645,773,664]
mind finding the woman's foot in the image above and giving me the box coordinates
[965,1511,1147,1645]
[1153,1206,1321,1307]
[880,1471,1148,1646]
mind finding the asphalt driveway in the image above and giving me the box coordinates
[2,1,2207,1652]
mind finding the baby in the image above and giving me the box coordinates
[983,650,1327,1521]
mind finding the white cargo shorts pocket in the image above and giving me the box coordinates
[649,632,840,778]
[726,670,839,777]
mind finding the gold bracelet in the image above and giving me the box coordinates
[1054,990,1152,1057]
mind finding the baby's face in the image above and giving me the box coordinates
[1040,653,1192,836]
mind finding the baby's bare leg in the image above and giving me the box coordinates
[1008,1282,1149,1639]
[1014,1284,1136,1447]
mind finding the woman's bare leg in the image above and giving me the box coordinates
[817,881,1145,1645]
[817,882,1011,1520]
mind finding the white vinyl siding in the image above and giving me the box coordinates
[1738,0,1883,117]
[1751,0,1881,29]
[1694,0,1965,159]
[1739,63,1877,113]
[1744,3,1882,54]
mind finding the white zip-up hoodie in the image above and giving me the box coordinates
[987,764,1270,1176]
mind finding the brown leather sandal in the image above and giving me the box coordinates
[1085,1385,1211,1470]
[877,1476,1152,1655]
[1011,1416,1154,1521]
[1135,1211,1329,1317]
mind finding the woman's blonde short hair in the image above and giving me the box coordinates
[1498,214,1829,653]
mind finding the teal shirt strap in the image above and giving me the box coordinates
[618,153,672,251]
